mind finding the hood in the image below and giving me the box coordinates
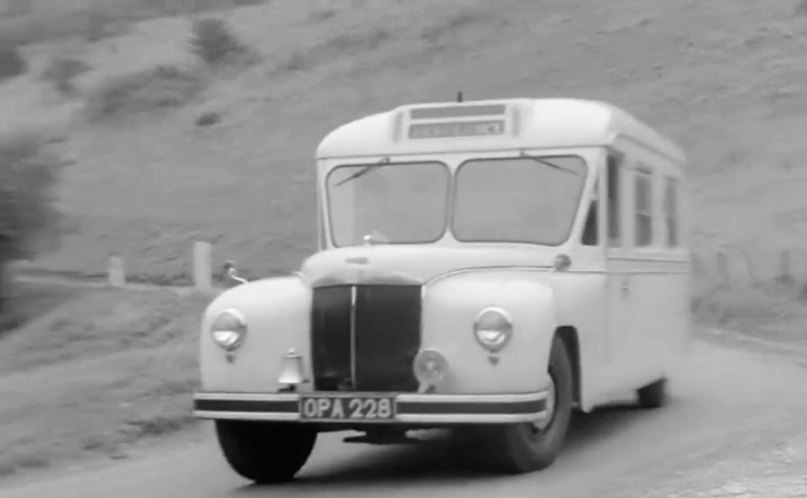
[299,244,558,286]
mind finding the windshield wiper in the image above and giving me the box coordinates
[335,157,391,187]
[519,151,581,176]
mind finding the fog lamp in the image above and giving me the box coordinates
[473,307,513,353]
[413,349,449,389]
[210,309,247,351]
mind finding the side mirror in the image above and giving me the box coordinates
[223,260,248,286]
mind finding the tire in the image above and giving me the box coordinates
[214,420,317,484]
[637,378,667,409]
[486,336,574,474]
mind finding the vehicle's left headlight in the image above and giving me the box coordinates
[473,307,513,353]
[210,309,247,351]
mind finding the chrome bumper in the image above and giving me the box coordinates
[193,390,550,424]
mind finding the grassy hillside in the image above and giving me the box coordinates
[2,0,807,282]
[0,281,209,476]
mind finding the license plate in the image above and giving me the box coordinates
[299,394,396,422]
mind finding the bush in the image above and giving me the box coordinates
[0,131,68,260]
[84,65,206,121]
[189,18,251,67]
[195,111,221,127]
[0,130,69,312]
[0,43,26,82]
[41,56,91,96]
[0,133,65,257]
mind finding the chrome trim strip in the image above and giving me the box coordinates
[193,411,545,424]
[425,265,551,287]
[193,391,548,403]
[350,285,357,387]
[194,411,300,421]
[424,264,692,288]
[396,391,547,403]
[193,392,298,402]
[396,413,547,424]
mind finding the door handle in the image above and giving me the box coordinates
[621,278,630,296]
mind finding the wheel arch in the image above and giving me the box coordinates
[554,326,581,406]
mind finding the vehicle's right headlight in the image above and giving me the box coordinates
[210,309,247,351]
[473,307,514,353]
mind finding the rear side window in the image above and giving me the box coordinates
[606,154,622,247]
[663,176,680,247]
[634,168,653,247]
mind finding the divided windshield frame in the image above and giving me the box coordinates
[323,154,590,248]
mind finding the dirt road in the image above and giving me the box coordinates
[1,337,805,498]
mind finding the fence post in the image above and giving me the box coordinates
[691,251,703,278]
[778,249,794,286]
[715,251,729,285]
[193,241,213,291]
[108,255,126,288]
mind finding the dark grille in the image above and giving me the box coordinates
[309,286,353,391]
[310,284,422,392]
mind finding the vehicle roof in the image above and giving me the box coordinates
[315,98,686,164]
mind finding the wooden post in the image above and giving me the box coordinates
[778,249,794,286]
[691,251,704,279]
[715,251,729,285]
[193,241,213,291]
[0,260,9,315]
[108,255,126,288]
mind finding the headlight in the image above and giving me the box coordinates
[473,307,513,353]
[210,309,247,351]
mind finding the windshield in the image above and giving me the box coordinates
[325,155,588,247]
[453,156,587,245]
[326,161,450,247]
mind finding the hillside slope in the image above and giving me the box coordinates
[4,0,807,281]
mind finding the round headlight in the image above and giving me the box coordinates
[413,349,449,387]
[473,307,513,353]
[210,309,247,351]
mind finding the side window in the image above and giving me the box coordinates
[664,176,680,247]
[606,154,621,247]
[581,178,599,246]
[634,167,654,247]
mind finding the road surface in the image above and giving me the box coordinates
[2,336,806,498]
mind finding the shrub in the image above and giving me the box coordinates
[195,111,221,127]
[0,131,68,258]
[41,56,91,96]
[0,43,26,82]
[277,51,306,72]
[329,28,391,52]
[84,9,115,42]
[85,65,205,121]
[309,9,338,22]
[0,130,69,312]
[189,18,251,67]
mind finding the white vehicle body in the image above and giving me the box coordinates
[192,98,692,482]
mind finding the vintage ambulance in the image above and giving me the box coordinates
[192,97,692,483]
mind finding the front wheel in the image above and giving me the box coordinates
[637,378,667,409]
[485,336,574,474]
[215,420,317,484]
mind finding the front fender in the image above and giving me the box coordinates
[199,276,312,392]
[422,270,558,394]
